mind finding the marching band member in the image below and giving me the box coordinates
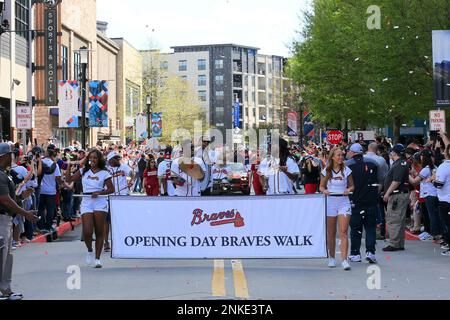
[105,151,135,252]
[170,140,206,197]
[66,150,114,269]
[158,148,175,197]
[258,139,299,195]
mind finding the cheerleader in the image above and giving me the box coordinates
[66,150,114,268]
[319,147,355,270]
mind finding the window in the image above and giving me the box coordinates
[252,77,256,87]
[216,91,224,100]
[198,59,207,71]
[245,108,249,117]
[244,92,248,103]
[198,90,207,102]
[215,107,225,119]
[215,75,224,86]
[179,60,187,71]
[74,52,81,81]
[253,108,256,117]
[61,46,68,81]
[215,59,224,70]
[180,76,188,82]
[15,0,29,39]
[198,75,207,86]
[160,61,168,70]
[126,81,141,118]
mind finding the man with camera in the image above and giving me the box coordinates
[0,143,39,300]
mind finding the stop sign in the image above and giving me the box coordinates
[327,130,344,145]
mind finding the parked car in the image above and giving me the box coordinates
[227,162,250,195]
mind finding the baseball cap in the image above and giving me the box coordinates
[0,143,13,157]
[107,151,122,162]
[392,144,406,155]
[349,143,364,154]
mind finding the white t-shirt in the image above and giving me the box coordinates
[157,159,175,196]
[419,166,437,198]
[259,157,300,195]
[436,160,450,203]
[107,164,132,195]
[321,167,352,194]
[170,157,206,197]
[40,158,62,195]
[81,169,112,194]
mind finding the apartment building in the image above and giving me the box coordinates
[162,44,292,133]
[112,38,143,144]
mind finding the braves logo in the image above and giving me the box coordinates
[191,209,245,228]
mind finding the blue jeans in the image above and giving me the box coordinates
[37,194,57,230]
[60,189,74,220]
[350,205,378,255]
[425,196,442,237]
[134,175,143,193]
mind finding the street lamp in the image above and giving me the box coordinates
[79,46,89,150]
[146,95,152,139]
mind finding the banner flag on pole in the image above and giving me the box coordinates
[58,80,79,128]
[152,113,163,138]
[287,112,298,137]
[88,81,109,128]
[136,113,148,139]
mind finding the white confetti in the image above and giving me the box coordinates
[370,89,375,93]
[409,71,414,74]
[402,37,405,40]
[407,26,411,29]
[416,36,419,39]
[383,78,389,82]
[447,84,450,86]
[415,92,418,96]
[424,56,429,59]
[355,58,360,61]
[386,45,389,49]
[394,26,399,29]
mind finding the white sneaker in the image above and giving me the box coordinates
[366,252,377,264]
[342,260,351,271]
[328,258,337,268]
[348,255,362,262]
[86,251,95,266]
[94,259,102,269]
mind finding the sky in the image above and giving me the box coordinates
[96,0,310,57]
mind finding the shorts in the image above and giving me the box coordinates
[80,197,109,215]
[327,196,352,217]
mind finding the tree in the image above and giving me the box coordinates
[289,0,450,142]
[141,51,206,144]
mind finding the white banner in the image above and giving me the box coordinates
[110,195,327,259]
[136,113,148,139]
[58,80,80,128]
[430,110,446,132]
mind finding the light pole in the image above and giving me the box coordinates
[146,95,152,139]
[79,46,88,150]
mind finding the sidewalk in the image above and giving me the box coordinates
[28,218,82,244]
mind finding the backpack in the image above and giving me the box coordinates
[38,158,57,186]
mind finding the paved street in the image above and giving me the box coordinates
[10,225,450,300]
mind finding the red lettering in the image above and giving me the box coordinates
[191,209,204,226]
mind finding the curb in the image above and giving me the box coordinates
[30,218,82,244]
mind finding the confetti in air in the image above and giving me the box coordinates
[383,78,389,82]
[394,26,399,29]
[370,89,375,93]
[355,58,360,61]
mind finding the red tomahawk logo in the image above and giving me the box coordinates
[210,212,245,228]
